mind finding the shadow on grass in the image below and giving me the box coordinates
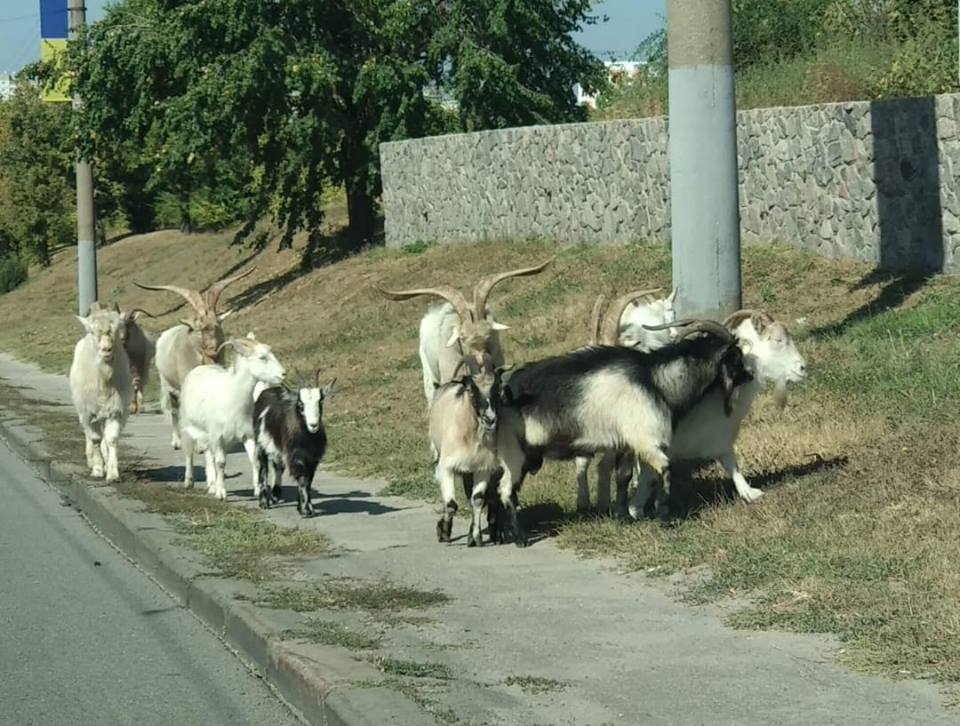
[228,226,381,310]
[666,455,849,521]
[808,270,932,339]
[148,248,262,317]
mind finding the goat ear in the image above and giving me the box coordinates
[75,315,92,333]
[245,331,256,340]
[445,327,460,347]
[218,309,234,322]
[322,379,337,397]
[490,320,510,332]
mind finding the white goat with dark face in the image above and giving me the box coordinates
[252,370,332,516]
[179,333,285,500]
[429,355,507,547]
[69,303,133,482]
[574,288,677,514]
[377,259,554,405]
[626,309,807,518]
[135,267,254,449]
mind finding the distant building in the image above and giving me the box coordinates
[0,74,15,101]
[575,60,648,109]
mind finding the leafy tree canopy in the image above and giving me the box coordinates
[69,0,605,260]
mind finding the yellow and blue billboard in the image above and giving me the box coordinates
[40,0,70,102]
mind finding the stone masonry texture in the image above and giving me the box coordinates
[380,93,960,274]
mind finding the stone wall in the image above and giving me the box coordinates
[380,93,960,273]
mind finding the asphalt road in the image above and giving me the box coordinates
[0,437,303,726]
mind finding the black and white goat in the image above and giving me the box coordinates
[491,320,752,544]
[251,371,332,516]
[428,355,507,547]
[626,309,807,518]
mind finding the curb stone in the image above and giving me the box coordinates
[0,408,434,726]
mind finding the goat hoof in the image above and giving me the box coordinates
[436,519,451,543]
[301,505,315,518]
[272,485,282,501]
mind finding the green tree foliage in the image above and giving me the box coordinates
[596,0,958,120]
[70,0,605,259]
[0,86,75,266]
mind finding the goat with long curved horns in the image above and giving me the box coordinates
[377,257,555,404]
[135,267,255,449]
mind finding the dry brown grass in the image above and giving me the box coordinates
[4,227,960,687]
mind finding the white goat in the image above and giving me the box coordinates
[429,356,507,547]
[619,287,678,352]
[574,288,677,514]
[179,333,285,500]
[135,267,253,449]
[69,304,133,481]
[627,309,807,518]
[120,308,156,414]
[378,259,554,406]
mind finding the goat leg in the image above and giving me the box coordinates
[256,449,271,509]
[574,455,592,512]
[297,476,315,517]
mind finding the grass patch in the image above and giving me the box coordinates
[175,509,330,582]
[502,675,567,695]
[375,657,452,680]
[256,579,449,613]
[285,618,380,650]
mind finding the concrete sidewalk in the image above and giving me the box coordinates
[0,352,954,725]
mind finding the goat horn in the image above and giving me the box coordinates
[589,294,607,345]
[473,256,555,319]
[205,266,256,312]
[125,307,156,319]
[375,284,472,323]
[723,308,774,332]
[134,282,206,314]
[600,287,663,346]
[315,367,322,387]
[650,318,734,343]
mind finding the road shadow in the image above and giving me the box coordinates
[140,465,240,483]
[231,487,409,516]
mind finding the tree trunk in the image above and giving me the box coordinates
[345,182,376,245]
[340,127,379,247]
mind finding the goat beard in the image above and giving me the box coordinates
[772,380,788,411]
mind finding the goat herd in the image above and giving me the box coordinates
[68,257,806,547]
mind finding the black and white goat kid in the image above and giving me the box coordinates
[252,370,332,516]
[429,355,508,547]
[491,320,753,544]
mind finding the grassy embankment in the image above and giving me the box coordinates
[2,226,960,690]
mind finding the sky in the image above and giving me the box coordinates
[0,0,664,73]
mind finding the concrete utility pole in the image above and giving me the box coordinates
[667,0,741,320]
[69,0,97,316]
